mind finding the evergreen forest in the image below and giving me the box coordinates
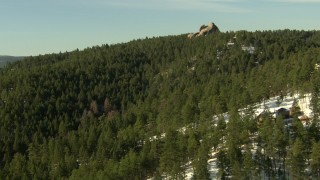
[1,30,320,179]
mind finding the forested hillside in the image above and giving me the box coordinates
[1,30,320,179]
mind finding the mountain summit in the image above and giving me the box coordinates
[187,21,220,38]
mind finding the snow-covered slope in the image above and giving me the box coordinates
[186,93,313,179]
[148,93,313,179]
[253,93,312,118]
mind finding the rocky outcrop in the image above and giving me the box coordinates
[188,22,219,39]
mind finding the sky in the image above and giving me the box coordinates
[0,0,320,56]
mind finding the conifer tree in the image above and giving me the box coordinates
[288,138,306,179]
[193,143,210,180]
[310,141,320,179]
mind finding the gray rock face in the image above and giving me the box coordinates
[188,22,219,39]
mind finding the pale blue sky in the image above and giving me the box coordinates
[1,0,319,56]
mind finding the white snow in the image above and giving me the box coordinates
[208,158,219,179]
[297,93,312,117]
[186,93,313,179]
[240,93,312,119]
[150,93,313,179]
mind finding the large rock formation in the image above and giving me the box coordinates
[188,22,219,39]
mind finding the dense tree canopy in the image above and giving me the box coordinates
[1,30,320,179]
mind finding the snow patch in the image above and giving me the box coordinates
[198,93,312,179]
[150,93,313,179]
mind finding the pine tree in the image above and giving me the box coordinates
[118,150,142,179]
[258,114,276,178]
[217,149,230,179]
[274,116,288,176]
[187,131,199,159]
[310,73,320,122]
[288,138,306,179]
[242,147,256,179]
[193,142,210,180]
[159,129,184,179]
[310,141,320,179]
[9,153,28,179]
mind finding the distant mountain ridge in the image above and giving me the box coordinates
[0,55,24,67]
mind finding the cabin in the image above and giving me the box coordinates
[276,108,290,119]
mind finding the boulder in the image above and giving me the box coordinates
[198,28,208,36]
[199,25,207,32]
[188,21,219,39]
[207,22,219,33]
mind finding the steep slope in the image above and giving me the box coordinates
[151,93,313,179]
[0,30,320,179]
